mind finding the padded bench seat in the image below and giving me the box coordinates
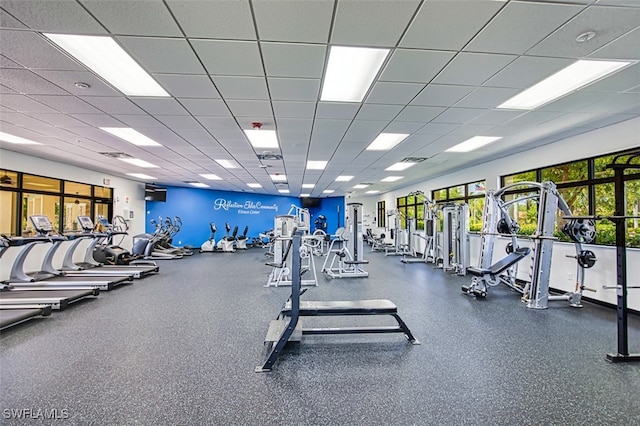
[284,299,397,316]
[343,260,369,265]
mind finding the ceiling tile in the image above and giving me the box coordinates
[0,68,68,95]
[155,115,202,129]
[213,76,269,100]
[273,101,316,119]
[590,26,640,61]
[253,0,333,43]
[275,118,313,133]
[154,75,220,99]
[313,119,351,134]
[81,0,182,37]
[226,100,273,117]
[0,0,106,33]
[470,110,524,126]
[483,56,573,89]
[315,103,360,120]
[454,87,520,108]
[79,96,146,115]
[0,30,85,70]
[35,70,121,96]
[261,42,326,78]
[401,1,505,50]
[73,113,124,128]
[267,78,320,101]
[384,121,426,134]
[165,0,255,39]
[433,52,517,86]
[380,49,456,83]
[432,108,485,124]
[355,104,403,121]
[528,5,640,58]
[0,93,58,113]
[112,114,164,128]
[180,99,231,117]
[118,37,205,74]
[191,40,263,76]
[465,2,583,54]
[29,95,103,114]
[366,82,424,105]
[196,116,238,131]
[131,98,188,115]
[394,106,446,123]
[582,63,640,93]
[331,0,420,47]
[411,84,475,107]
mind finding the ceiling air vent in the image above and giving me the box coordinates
[401,157,428,163]
[99,152,132,159]
[258,151,283,161]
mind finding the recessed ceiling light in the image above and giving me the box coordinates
[247,183,262,188]
[0,131,42,145]
[100,127,162,146]
[270,174,287,182]
[44,33,169,97]
[386,162,416,171]
[366,133,409,151]
[189,182,210,188]
[200,174,221,180]
[353,184,369,189]
[321,46,389,102]
[381,176,403,182]
[301,193,311,197]
[323,190,335,194]
[215,159,238,169]
[445,136,502,153]
[74,82,90,89]
[120,158,158,168]
[366,190,380,194]
[306,161,328,170]
[302,183,315,189]
[244,129,279,149]
[335,175,354,182]
[497,59,632,110]
[127,173,156,180]
[278,189,290,194]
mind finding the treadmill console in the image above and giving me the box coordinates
[29,215,54,235]
[77,216,94,232]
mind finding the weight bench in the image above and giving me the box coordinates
[257,233,419,372]
[462,247,531,298]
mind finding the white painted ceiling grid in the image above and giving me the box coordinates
[0,0,638,196]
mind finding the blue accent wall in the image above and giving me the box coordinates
[145,186,344,246]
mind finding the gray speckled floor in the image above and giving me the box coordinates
[1,248,639,425]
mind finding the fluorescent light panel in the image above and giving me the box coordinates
[120,158,158,168]
[200,174,221,180]
[386,162,416,171]
[302,184,315,189]
[353,184,369,189]
[100,127,162,146]
[306,161,327,170]
[335,175,353,182]
[247,183,262,188]
[278,189,290,194]
[44,33,169,97]
[215,159,238,169]
[244,129,279,149]
[366,190,380,194]
[321,46,389,102]
[189,182,209,188]
[0,131,42,145]
[498,59,632,110]
[270,174,287,182]
[446,136,502,153]
[127,173,156,180]
[301,193,311,197]
[323,190,335,194]
[366,133,409,151]
[381,176,403,182]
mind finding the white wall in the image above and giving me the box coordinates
[351,117,640,310]
[0,149,147,279]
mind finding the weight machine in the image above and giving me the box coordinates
[322,203,369,278]
[385,210,412,257]
[265,215,318,287]
[463,181,592,309]
[439,203,470,275]
[287,205,311,233]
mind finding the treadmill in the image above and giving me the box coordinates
[4,216,132,291]
[59,216,159,279]
[0,236,99,310]
[0,304,52,330]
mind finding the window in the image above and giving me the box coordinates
[397,194,423,230]
[502,148,640,247]
[432,180,486,232]
[0,170,114,236]
[377,201,385,228]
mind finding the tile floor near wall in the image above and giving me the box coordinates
[1,247,639,425]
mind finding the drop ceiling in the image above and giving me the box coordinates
[0,0,639,197]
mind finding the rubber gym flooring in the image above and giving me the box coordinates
[1,247,639,425]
